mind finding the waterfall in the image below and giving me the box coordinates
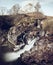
[3,37,39,62]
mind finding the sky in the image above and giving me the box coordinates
[0,0,53,16]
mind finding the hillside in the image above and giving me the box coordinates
[0,12,46,30]
[0,12,53,65]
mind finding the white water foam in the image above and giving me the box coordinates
[3,37,39,62]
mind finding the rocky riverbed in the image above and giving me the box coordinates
[0,21,53,65]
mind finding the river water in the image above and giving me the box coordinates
[3,37,39,62]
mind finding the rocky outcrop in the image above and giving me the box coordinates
[7,25,36,51]
[21,36,53,65]
[0,14,53,65]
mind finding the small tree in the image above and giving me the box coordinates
[11,4,20,15]
[34,2,41,12]
[0,7,6,15]
[8,4,20,15]
[34,2,42,28]
[27,3,33,11]
[27,3,33,7]
[7,9,12,15]
[24,3,33,13]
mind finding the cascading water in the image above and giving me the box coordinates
[3,37,39,62]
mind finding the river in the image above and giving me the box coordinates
[3,37,39,62]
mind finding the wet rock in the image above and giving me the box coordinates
[7,25,39,51]
[21,36,53,65]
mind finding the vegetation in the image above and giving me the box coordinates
[42,19,53,34]
[0,2,53,65]
[8,4,20,15]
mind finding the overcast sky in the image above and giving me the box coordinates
[0,0,53,16]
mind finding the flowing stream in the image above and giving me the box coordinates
[3,37,39,62]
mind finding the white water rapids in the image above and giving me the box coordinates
[3,37,39,62]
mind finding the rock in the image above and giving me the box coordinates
[21,36,53,65]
